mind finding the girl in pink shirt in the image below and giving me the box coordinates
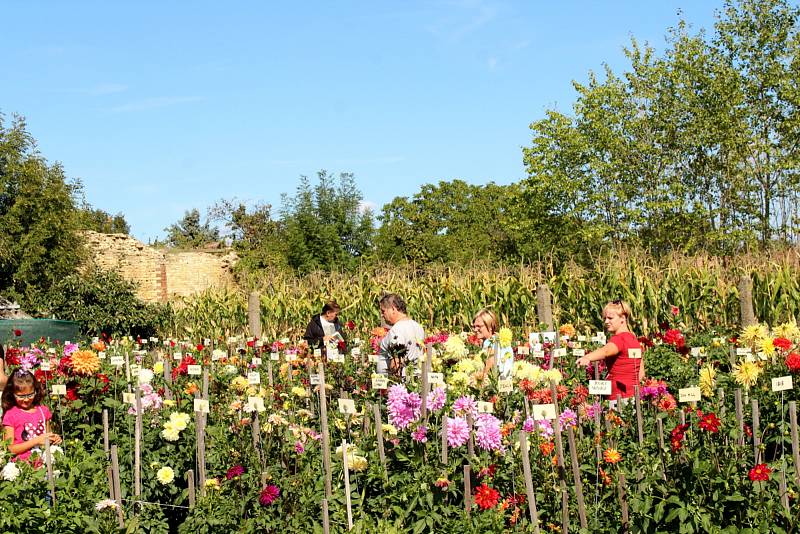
[2,369,61,461]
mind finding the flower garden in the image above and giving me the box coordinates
[2,311,800,533]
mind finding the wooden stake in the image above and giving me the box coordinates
[187,469,196,508]
[752,399,761,464]
[107,465,115,500]
[44,435,56,507]
[466,413,475,459]
[441,413,448,465]
[518,431,541,534]
[734,389,744,446]
[102,409,110,454]
[322,498,330,534]
[111,445,125,527]
[634,386,644,445]
[195,409,206,494]
[656,418,665,450]
[550,381,569,534]
[134,386,142,497]
[463,464,472,516]
[373,403,387,477]
[536,284,554,331]
[618,472,629,532]
[202,368,209,399]
[718,387,725,419]
[252,411,262,466]
[163,359,173,400]
[318,363,333,499]
[789,401,800,489]
[566,426,588,529]
[738,274,756,327]
[248,291,262,338]
[342,439,353,530]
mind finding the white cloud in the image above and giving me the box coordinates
[109,96,204,113]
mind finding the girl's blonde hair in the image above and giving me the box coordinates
[604,299,632,321]
[473,308,498,334]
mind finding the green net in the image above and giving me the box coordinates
[0,319,82,347]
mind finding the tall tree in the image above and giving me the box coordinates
[164,208,220,249]
[208,198,286,272]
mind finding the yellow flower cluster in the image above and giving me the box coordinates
[161,412,190,441]
[541,368,563,385]
[699,365,716,397]
[443,335,469,360]
[291,386,309,398]
[156,466,175,485]
[732,360,762,389]
[231,376,249,392]
[153,361,164,375]
[336,443,368,472]
[498,328,513,348]
[774,320,800,343]
[512,361,542,384]
[739,324,769,346]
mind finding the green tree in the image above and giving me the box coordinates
[78,205,130,234]
[376,180,519,263]
[164,208,220,249]
[208,198,286,272]
[0,114,84,308]
[280,170,374,273]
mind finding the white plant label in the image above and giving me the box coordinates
[247,372,261,385]
[532,350,545,359]
[572,349,585,358]
[690,347,704,357]
[498,379,513,394]
[110,356,124,366]
[517,346,530,356]
[40,361,51,372]
[736,347,752,356]
[338,398,356,415]
[477,401,494,414]
[577,335,587,342]
[212,349,226,361]
[247,396,265,412]
[531,404,556,420]
[772,376,793,392]
[122,392,135,404]
[251,357,262,366]
[173,352,183,361]
[371,375,388,390]
[541,332,556,343]
[310,374,321,385]
[313,349,322,358]
[678,387,701,403]
[270,352,280,361]
[369,354,380,364]
[285,353,297,363]
[589,380,612,396]
[193,399,210,414]
[98,351,106,360]
[351,347,361,357]
[188,365,202,376]
[552,348,567,358]
[628,348,642,359]
[51,384,67,396]
[427,372,444,385]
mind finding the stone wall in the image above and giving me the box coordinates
[83,231,237,303]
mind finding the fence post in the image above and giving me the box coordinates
[536,284,554,331]
[738,275,756,328]
[248,291,262,338]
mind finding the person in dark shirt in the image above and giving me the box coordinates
[303,300,344,350]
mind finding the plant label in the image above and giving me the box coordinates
[541,332,556,343]
[270,352,280,361]
[203,338,211,346]
[552,348,567,358]
[369,354,380,364]
[255,340,263,347]
[51,384,67,396]
[477,401,494,414]
[577,335,587,342]
[122,392,135,404]
[757,352,767,361]
[679,387,701,403]
[517,346,530,355]
[532,350,545,359]
[572,342,582,349]
[736,347,752,356]
[193,399,210,414]
[498,379,513,394]
[110,356,124,366]
[188,365,202,376]
[40,361,51,372]
[351,347,361,357]
[98,351,106,360]
[531,404,556,420]
[313,349,322,358]
[247,372,261,385]
[371,375,388,390]
[47,348,56,354]
[772,376,793,392]
[338,398,356,415]
[212,349,226,361]
[589,380,612,395]
[690,347,704,357]
[628,348,642,359]
[285,353,297,363]
[130,364,140,377]
[173,352,183,361]
[529,333,540,345]
[251,357,262,366]
[310,374,321,385]
[427,372,444,385]
[328,352,345,363]
[572,349,585,358]
[247,396,265,412]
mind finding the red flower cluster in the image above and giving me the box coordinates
[345,320,356,331]
[697,411,721,433]
[13,329,22,337]
[670,423,689,452]
[637,335,655,349]
[786,352,800,373]
[662,329,685,348]
[749,463,771,482]
[774,337,792,352]
[226,464,245,479]
[473,483,500,510]
[424,332,448,345]
[259,484,280,506]
[570,385,589,407]
[477,464,497,480]
[172,355,196,380]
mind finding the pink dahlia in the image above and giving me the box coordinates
[446,417,470,447]
[259,484,280,506]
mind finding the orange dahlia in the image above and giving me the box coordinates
[603,448,622,464]
[71,350,100,375]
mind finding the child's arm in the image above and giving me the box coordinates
[3,425,59,455]
[45,421,62,445]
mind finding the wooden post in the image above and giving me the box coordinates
[734,389,744,446]
[567,426,588,529]
[111,445,125,527]
[195,410,206,493]
[738,275,756,328]
[322,498,330,534]
[102,409,110,454]
[163,359,173,401]
[618,472,629,532]
[680,410,686,427]
[634,386,644,445]
[718,387,725,419]
[318,363,333,499]
[342,439,353,530]
[134,386,142,498]
[789,401,800,489]
[656,418,665,450]
[187,469,196,508]
[107,465,115,500]
[463,464,472,516]
[373,403,387,476]
[44,436,56,507]
[252,412,262,465]
[536,284,554,331]
[519,431,541,534]
[202,368,209,399]
[248,291,262,338]
[441,414,448,465]
[550,381,569,534]
[752,399,761,464]
[466,413,475,459]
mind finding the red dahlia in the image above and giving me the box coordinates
[473,483,500,510]
[749,463,771,482]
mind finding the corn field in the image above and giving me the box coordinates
[165,248,800,340]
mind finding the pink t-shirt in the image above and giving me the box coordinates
[2,405,52,461]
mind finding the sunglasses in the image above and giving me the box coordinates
[14,392,36,400]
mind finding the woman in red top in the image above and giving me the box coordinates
[575,300,644,398]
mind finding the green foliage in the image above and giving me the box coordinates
[164,208,220,249]
[209,198,286,272]
[78,205,130,234]
[0,114,85,309]
[280,170,374,273]
[45,268,169,338]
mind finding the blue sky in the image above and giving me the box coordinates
[2,1,726,242]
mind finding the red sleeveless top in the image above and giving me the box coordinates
[605,332,643,398]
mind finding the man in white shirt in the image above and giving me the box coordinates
[377,294,424,377]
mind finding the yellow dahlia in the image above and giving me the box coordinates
[498,328,513,348]
[443,335,469,360]
[740,324,769,346]
[699,365,716,397]
[773,321,800,343]
[71,350,100,375]
[732,360,762,389]
[156,466,175,485]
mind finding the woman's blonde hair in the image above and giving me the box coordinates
[604,299,632,321]
[473,308,498,334]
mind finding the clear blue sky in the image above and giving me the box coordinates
[2,1,726,242]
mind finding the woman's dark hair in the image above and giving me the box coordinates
[321,300,341,314]
[1,369,44,411]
